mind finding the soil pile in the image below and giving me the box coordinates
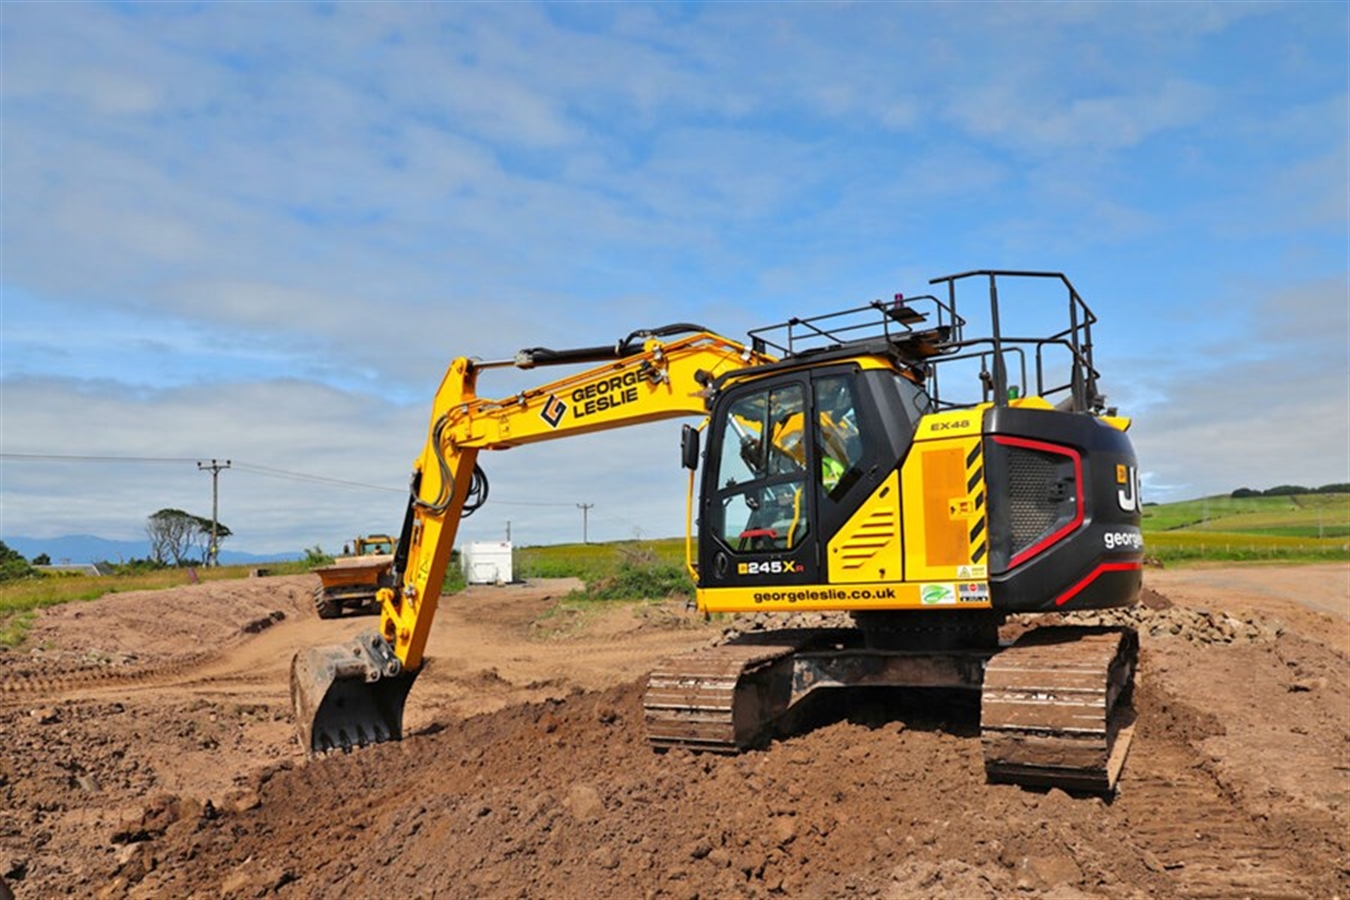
[0,566,1345,899]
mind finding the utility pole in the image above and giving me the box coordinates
[577,503,594,544]
[197,459,231,566]
[506,520,512,542]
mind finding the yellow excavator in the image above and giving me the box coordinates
[291,270,1145,792]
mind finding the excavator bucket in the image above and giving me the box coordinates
[289,630,418,755]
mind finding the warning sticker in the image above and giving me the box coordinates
[958,582,990,603]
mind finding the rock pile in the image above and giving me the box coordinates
[1011,605,1284,645]
[724,594,1284,647]
[722,610,854,642]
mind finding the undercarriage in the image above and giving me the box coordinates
[643,622,1138,793]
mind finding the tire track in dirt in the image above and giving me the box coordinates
[0,651,218,699]
[1119,683,1317,899]
[0,611,298,704]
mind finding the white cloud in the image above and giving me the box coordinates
[2,1,1346,553]
[1121,276,1350,500]
[947,77,1214,155]
[0,374,699,553]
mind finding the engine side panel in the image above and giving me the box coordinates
[983,405,1143,613]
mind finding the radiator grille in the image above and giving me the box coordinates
[1006,446,1064,557]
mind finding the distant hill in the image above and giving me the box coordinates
[1143,492,1350,539]
[1,534,302,566]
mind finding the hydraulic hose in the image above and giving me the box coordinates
[412,414,489,518]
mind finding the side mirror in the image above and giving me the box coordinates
[681,424,700,470]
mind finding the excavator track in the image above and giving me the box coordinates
[642,628,993,754]
[643,637,807,752]
[981,626,1139,793]
[645,625,1139,794]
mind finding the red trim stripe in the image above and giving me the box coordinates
[1054,561,1142,607]
[991,435,1084,568]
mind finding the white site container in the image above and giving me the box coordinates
[462,540,514,585]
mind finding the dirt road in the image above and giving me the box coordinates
[1,564,1345,898]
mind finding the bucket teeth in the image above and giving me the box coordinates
[290,630,418,756]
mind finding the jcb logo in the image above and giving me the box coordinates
[1116,464,1141,512]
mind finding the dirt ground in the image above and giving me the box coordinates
[0,563,1346,899]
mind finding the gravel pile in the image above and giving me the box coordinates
[724,599,1284,647]
[722,610,856,642]
[1013,605,1284,645]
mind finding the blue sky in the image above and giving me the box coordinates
[2,2,1347,554]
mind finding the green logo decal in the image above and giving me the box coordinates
[921,584,956,605]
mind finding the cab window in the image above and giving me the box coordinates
[712,383,809,551]
[815,375,863,500]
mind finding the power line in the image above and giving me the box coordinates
[1,452,401,493]
[229,461,403,493]
[491,498,578,508]
[2,452,603,510]
[0,453,198,463]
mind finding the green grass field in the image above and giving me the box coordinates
[1141,530,1348,563]
[516,540,693,603]
[1140,492,1349,563]
[1142,492,1350,539]
[516,539,687,579]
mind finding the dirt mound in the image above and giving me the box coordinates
[4,575,313,682]
[1,566,1346,899]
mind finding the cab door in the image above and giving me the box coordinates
[698,377,819,587]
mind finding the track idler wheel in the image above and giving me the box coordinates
[290,630,418,755]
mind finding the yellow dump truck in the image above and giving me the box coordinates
[311,535,396,619]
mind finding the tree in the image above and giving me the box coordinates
[32,553,51,566]
[303,545,334,567]
[0,540,33,581]
[189,515,232,566]
[147,509,195,565]
[146,509,229,566]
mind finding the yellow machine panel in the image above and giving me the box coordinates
[697,579,990,614]
[827,471,903,583]
[913,408,983,440]
[901,426,987,583]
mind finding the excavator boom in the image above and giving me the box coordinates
[291,327,769,753]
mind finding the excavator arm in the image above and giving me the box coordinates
[291,326,769,754]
